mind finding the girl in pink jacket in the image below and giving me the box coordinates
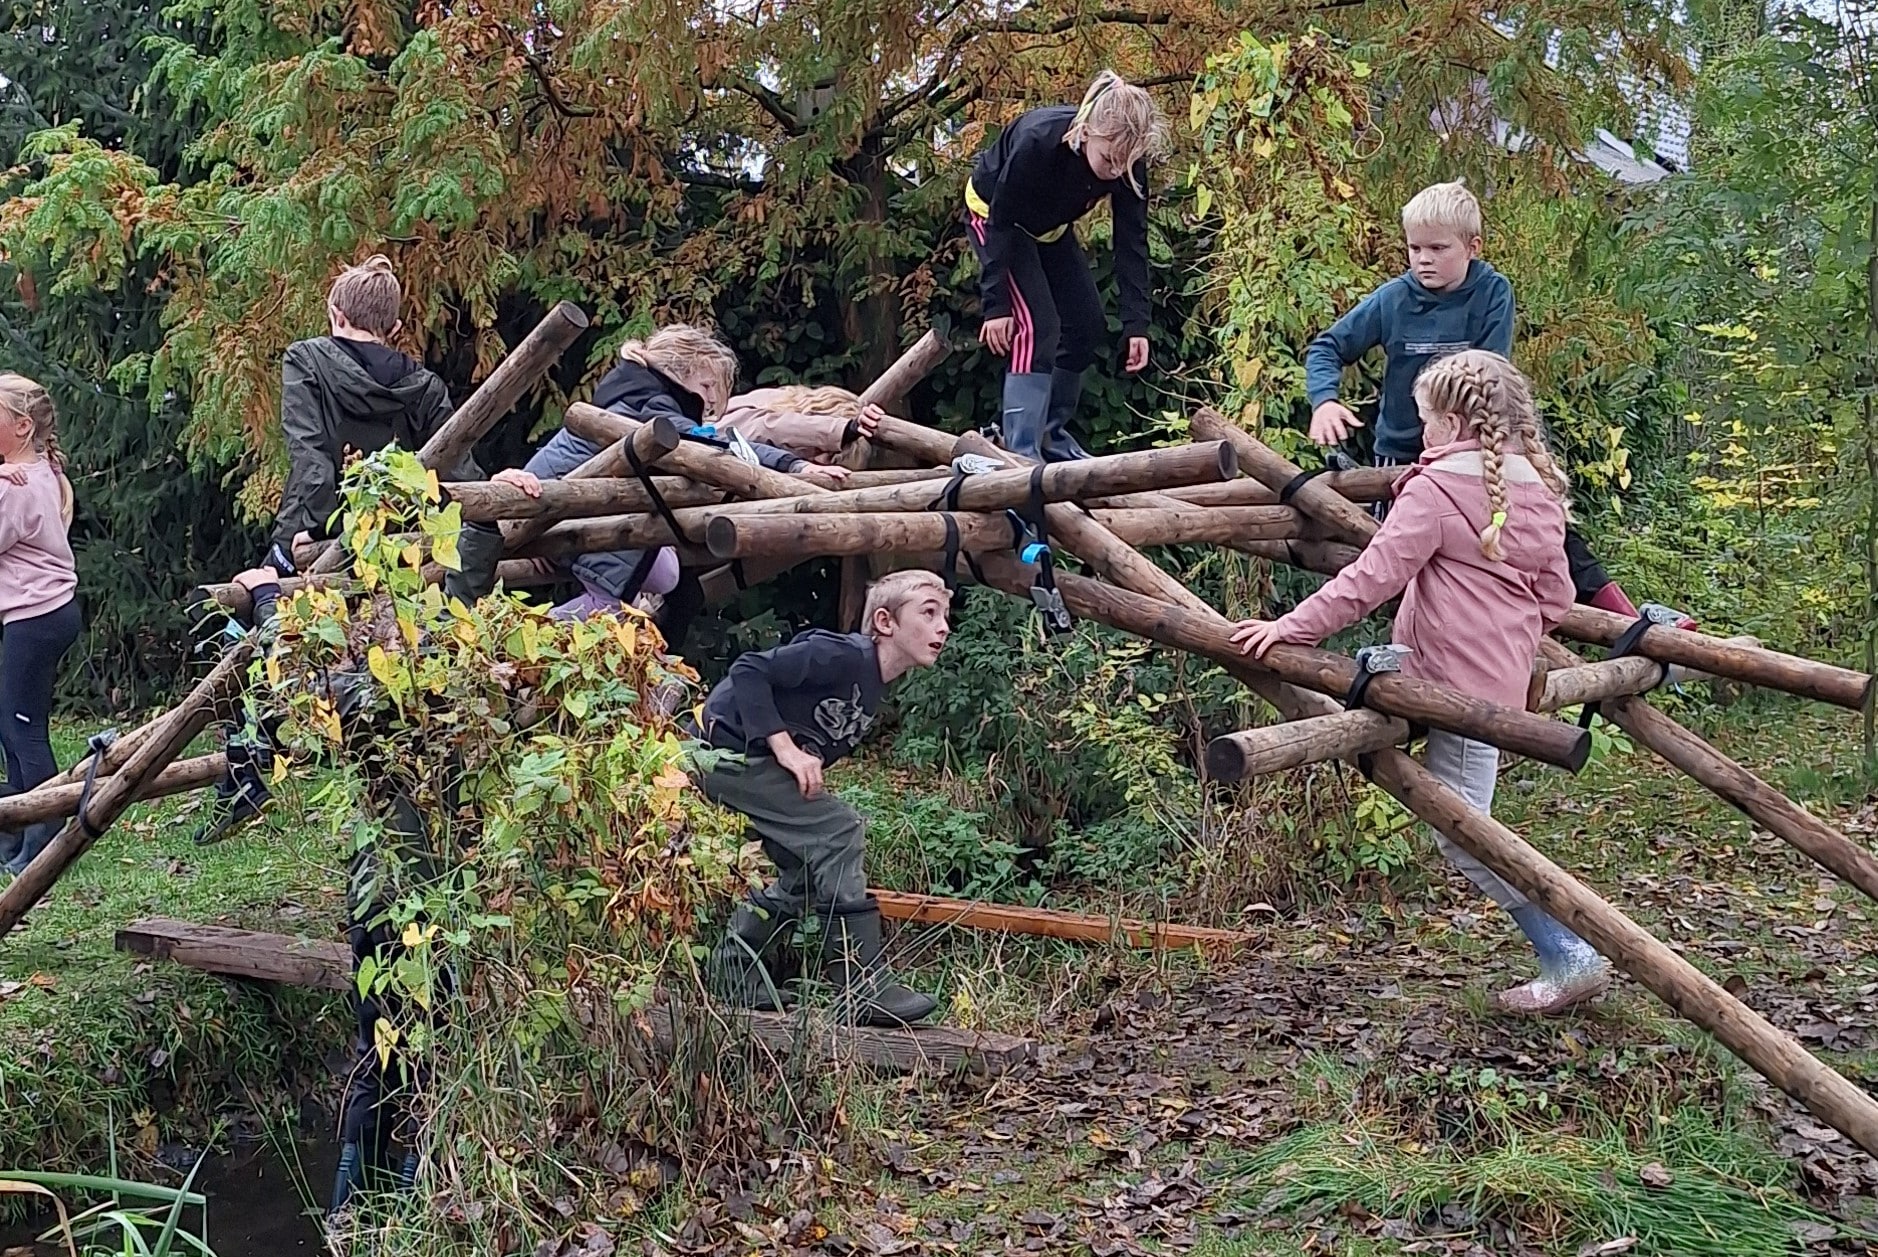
[1231,350,1609,1015]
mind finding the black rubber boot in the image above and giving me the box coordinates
[709,904,798,1011]
[4,821,58,876]
[999,372,1054,463]
[191,740,272,847]
[329,1141,364,1216]
[1042,366,1093,463]
[819,898,938,1027]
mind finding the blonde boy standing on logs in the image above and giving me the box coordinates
[1304,180,1684,627]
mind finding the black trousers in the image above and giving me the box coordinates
[964,211,1105,376]
[0,599,81,793]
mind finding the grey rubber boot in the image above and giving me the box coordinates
[1042,366,1093,462]
[709,904,798,1012]
[999,372,1054,463]
[819,898,938,1027]
[5,820,59,876]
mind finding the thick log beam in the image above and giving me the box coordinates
[0,755,227,830]
[703,506,1300,561]
[1101,467,1401,511]
[195,559,556,620]
[691,442,1239,520]
[447,476,719,523]
[1188,409,1377,545]
[561,404,822,504]
[308,302,589,576]
[1206,710,1409,780]
[0,645,253,941]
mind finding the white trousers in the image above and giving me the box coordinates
[1421,731,1529,910]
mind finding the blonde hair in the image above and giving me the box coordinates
[1064,71,1168,197]
[746,384,862,419]
[0,373,73,527]
[1411,350,1569,561]
[618,324,739,417]
[328,254,402,337]
[1401,179,1483,241]
[863,570,948,634]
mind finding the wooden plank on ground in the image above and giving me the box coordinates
[871,889,1256,957]
[114,917,1034,1076]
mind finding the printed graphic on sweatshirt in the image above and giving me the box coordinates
[812,686,876,756]
[1402,340,1476,358]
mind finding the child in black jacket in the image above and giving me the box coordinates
[694,571,951,1027]
[965,71,1168,462]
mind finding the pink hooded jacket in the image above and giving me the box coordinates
[1271,440,1575,711]
[0,459,77,625]
[716,389,853,464]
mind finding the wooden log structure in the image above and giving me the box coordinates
[1210,422,1875,713]
[561,404,824,506]
[1205,428,1878,916]
[307,302,588,576]
[115,917,1035,1076]
[0,755,227,830]
[703,505,1302,561]
[1101,466,1402,511]
[0,645,253,941]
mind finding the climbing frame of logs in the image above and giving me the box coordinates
[8,319,1878,1155]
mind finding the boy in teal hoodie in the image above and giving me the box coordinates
[1303,180,1671,621]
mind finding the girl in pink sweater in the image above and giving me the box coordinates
[0,373,81,876]
[1231,350,1609,1015]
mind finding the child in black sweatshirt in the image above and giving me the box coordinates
[693,571,951,1027]
[964,71,1168,462]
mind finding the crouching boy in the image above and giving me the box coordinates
[692,571,951,1027]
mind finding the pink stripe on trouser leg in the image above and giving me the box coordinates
[1007,278,1035,375]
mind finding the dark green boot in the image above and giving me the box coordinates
[819,899,938,1027]
[709,904,798,1011]
[1042,366,1093,462]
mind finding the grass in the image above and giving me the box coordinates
[0,723,344,1177]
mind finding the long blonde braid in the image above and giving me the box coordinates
[1412,350,1567,560]
[0,372,73,527]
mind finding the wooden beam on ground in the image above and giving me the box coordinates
[114,917,1034,1076]
[308,301,588,576]
[0,754,226,830]
[870,890,1255,957]
[0,646,252,942]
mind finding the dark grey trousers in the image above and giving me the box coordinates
[700,755,867,916]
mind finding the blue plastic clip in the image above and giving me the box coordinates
[688,424,717,438]
[1020,542,1049,565]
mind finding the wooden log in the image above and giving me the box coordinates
[307,302,588,575]
[976,538,1878,1154]
[703,506,1301,562]
[416,300,590,479]
[0,754,227,830]
[1526,641,1751,712]
[872,890,1255,956]
[1556,604,1871,711]
[1189,409,1378,545]
[1531,640,1878,906]
[0,645,252,941]
[1206,710,1409,780]
[39,711,166,790]
[687,442,1239,520]
[114,917,1035,1076]
[1102,466,1401,511]
[841,468,951,488]
[562,404,820,504]
[196,559,557,619]
[445,475,720,524]
[512,512,716,565]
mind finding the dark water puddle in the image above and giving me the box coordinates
[2,1135,331,1257]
